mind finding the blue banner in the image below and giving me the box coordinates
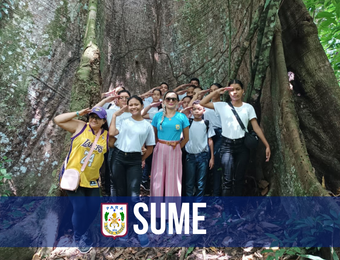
[0,196,339,247]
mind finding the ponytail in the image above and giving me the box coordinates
[160,105,166,131]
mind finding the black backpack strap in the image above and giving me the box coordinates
[204,119,209,133]
[189,118,209,133]
[189,118,194,128]
[227,101,247,132]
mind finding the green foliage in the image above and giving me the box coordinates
[0,0,15,20]
[185,247,195,258]
[262,247,326,260]
[304,0,340,81]
[263,209,340,260]
[45,2,71,42]
[265,210,340,248]
[0,156,12,196]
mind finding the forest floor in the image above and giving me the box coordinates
[29,187,340,260]
[46,246,269,260]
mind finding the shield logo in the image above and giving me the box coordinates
[175,124,180,130]
[101,203,128,239]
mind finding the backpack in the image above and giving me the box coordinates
[189,118,209,133]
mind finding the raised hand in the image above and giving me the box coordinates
[181,106,192,112]
[150,101,162,108]
[177,89,188,95]
[78,108,92,116]
[149,87,159,93]
[217,86,233,95]
[114,105,128,117]
[199,89,210,95]
[104,95,120,103]
[102,89,116,98]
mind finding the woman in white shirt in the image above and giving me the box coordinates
[109,95,155,246]
[200,79,270,197]
[109,95,155,197]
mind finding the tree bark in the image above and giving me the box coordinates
[70,0,101,113]
[278,0,340,195]
[1,0,340,258]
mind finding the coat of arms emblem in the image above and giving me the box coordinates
[101,203,128,239]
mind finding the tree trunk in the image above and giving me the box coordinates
[278,0,340,195]
[1,0,340,258]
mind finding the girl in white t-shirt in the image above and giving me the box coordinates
[179,95,193,118]
[200,79,271,197]
[142,88,163,121]
[109,95,155,197]
[109,95,155,245]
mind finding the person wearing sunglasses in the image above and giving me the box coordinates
[54,107,109,253]
[150,91,190,198]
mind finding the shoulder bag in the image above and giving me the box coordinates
[227,102,259,151]
[60,130,101,191]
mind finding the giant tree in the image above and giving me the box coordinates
[0,0,339,259]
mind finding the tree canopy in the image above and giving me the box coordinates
[304,0,340,81]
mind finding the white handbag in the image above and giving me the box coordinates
[60,131,101,191]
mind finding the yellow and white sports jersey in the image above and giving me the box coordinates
[64,123,108,188]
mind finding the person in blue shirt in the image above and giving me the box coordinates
[150,91,190,197]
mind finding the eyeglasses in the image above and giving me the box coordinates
[165,97,178,102]
[89,114,101,120]
[119,96,129,100]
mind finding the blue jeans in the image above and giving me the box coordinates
[185,152,209,201]
[220,136,249,196]
[212,128,222,196]
[67,187,100,242]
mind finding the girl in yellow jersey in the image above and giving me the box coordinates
[54,106,109,253]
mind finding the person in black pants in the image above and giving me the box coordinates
[200,79,270,211]
[109,95,155,246]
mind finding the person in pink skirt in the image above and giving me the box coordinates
[150,91,190,197]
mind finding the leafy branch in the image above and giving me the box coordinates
[304,0,340,81]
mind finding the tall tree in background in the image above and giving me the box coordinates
[0,0,340,258]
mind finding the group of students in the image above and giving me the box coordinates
[54,77,271,252]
